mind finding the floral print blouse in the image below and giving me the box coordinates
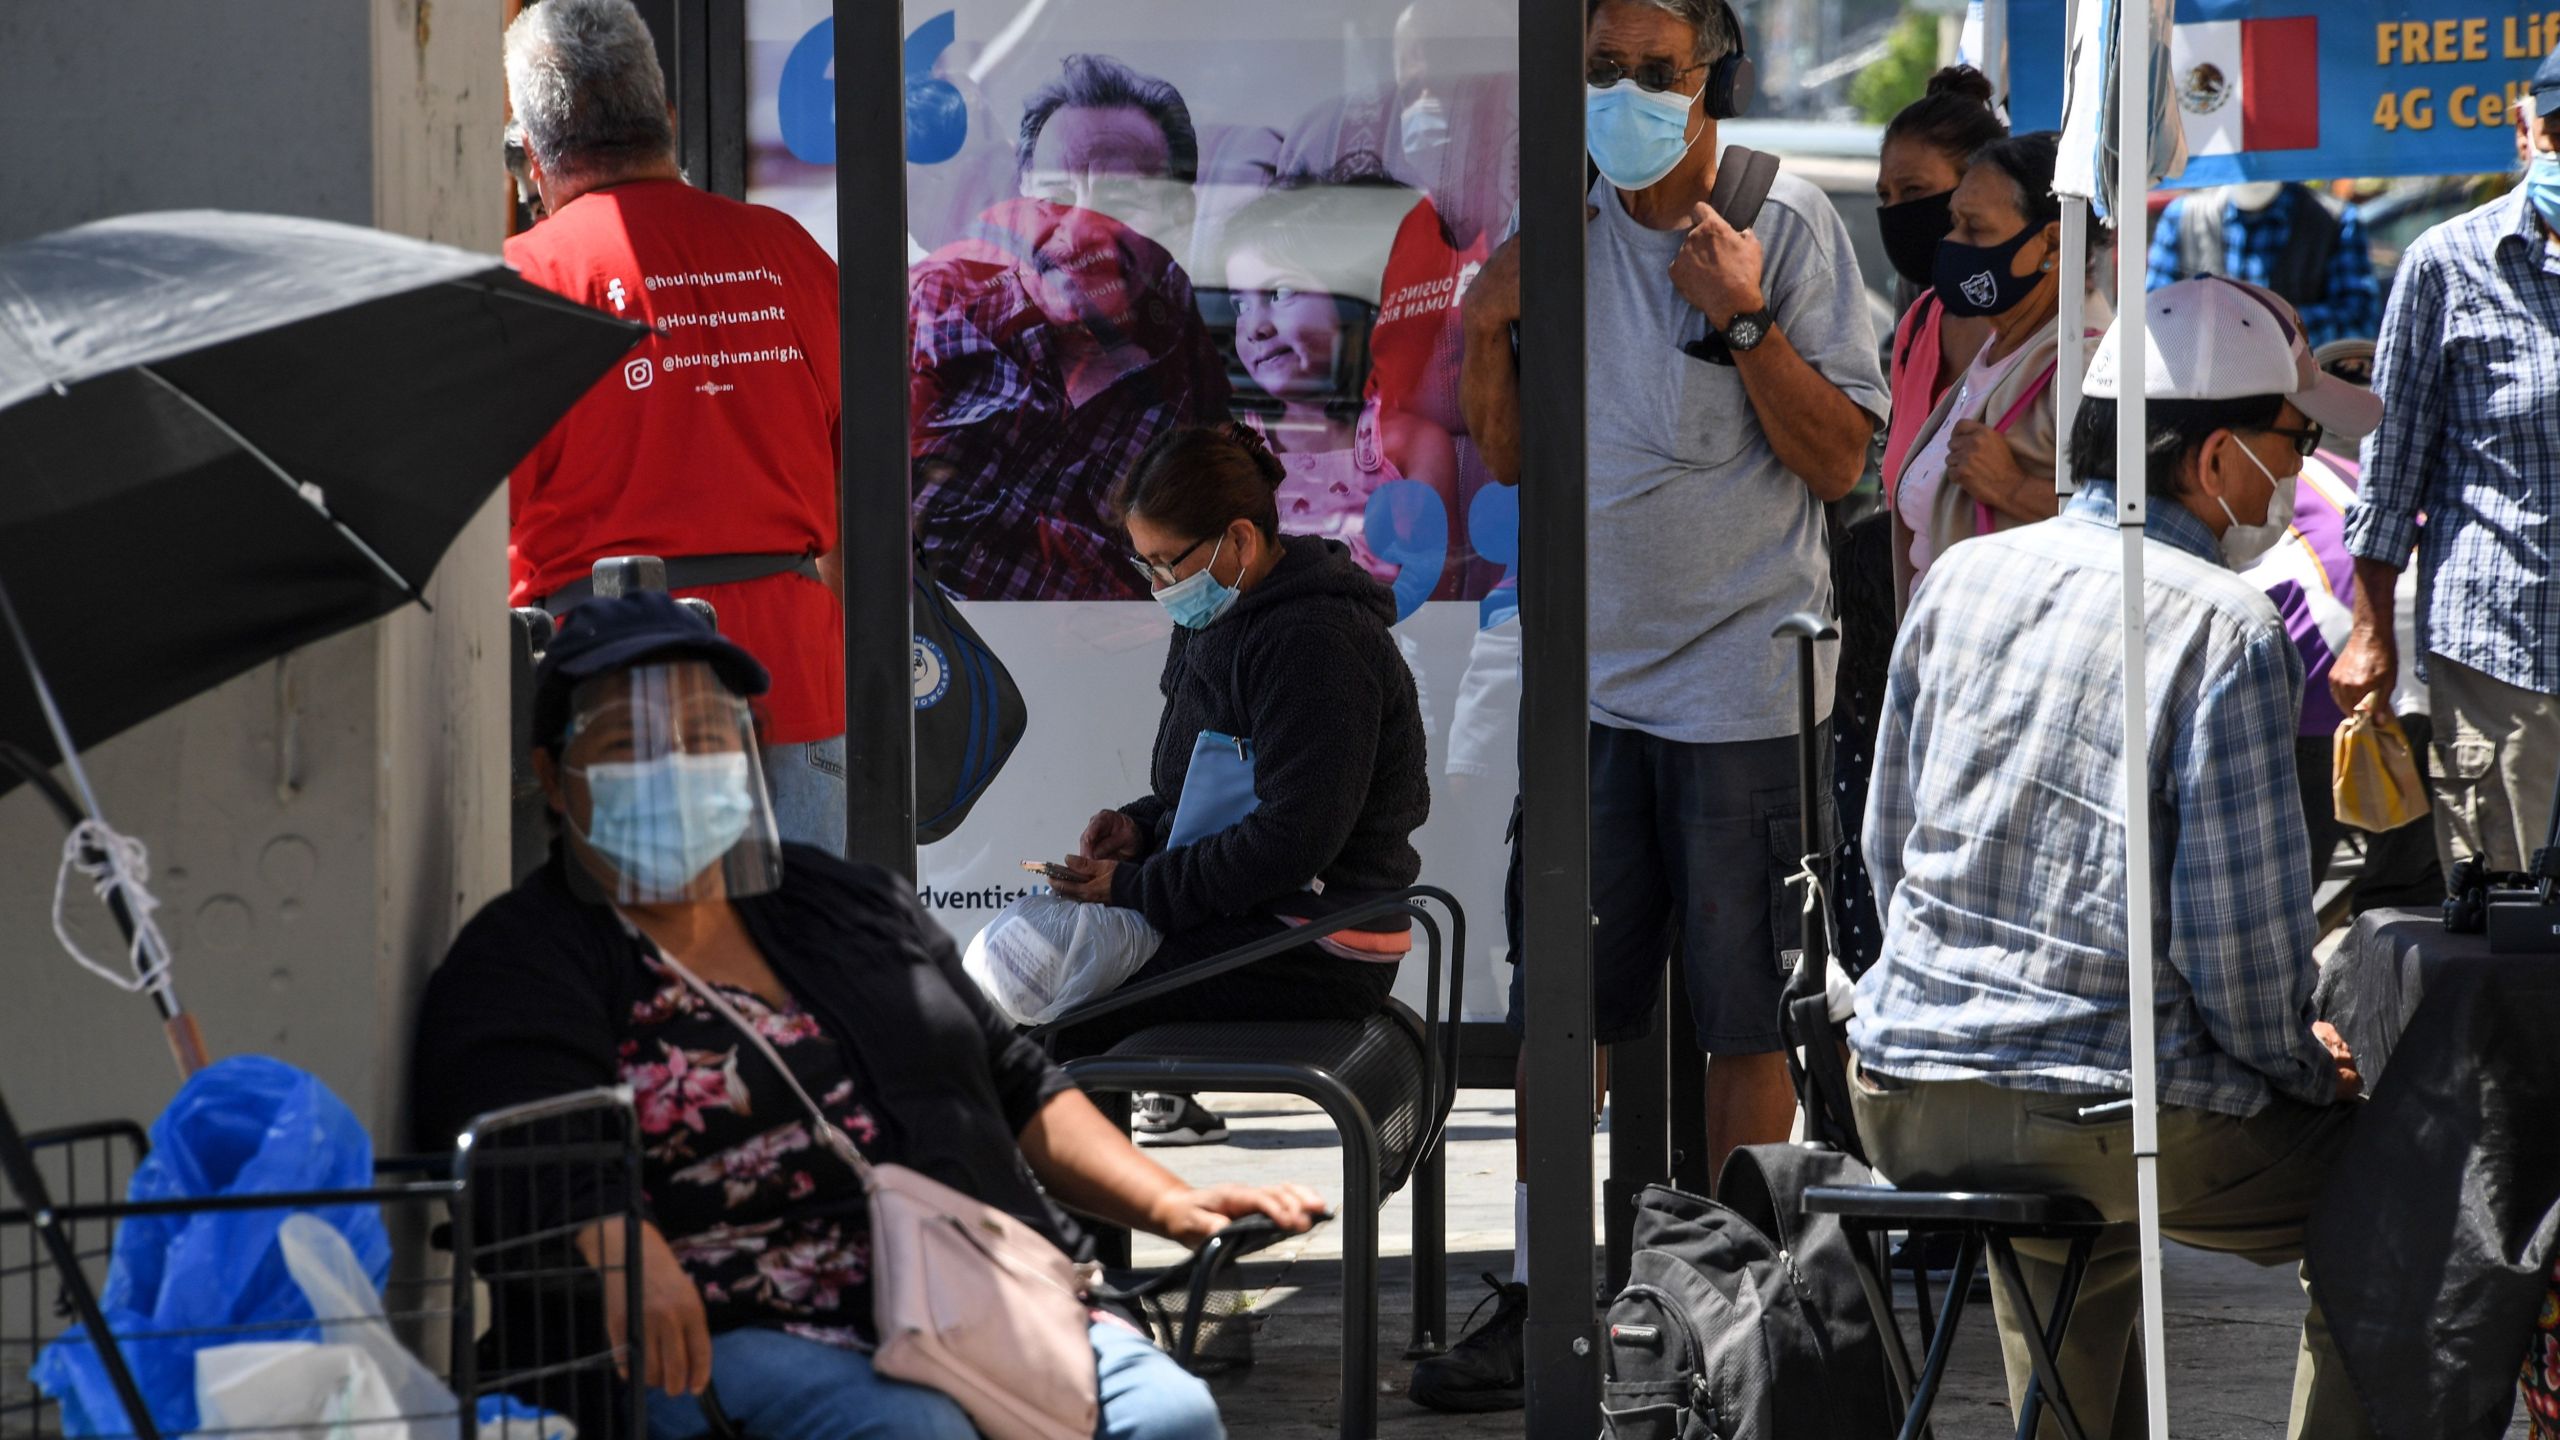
[619,952,884,1348]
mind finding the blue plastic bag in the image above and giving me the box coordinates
[32,1055,390,1437]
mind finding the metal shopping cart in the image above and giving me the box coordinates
[0,1086,647,1440]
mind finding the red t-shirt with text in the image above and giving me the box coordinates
[506,180,844,745]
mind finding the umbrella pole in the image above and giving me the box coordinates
[2110,0,2172,1426]
[0,576,205,1079]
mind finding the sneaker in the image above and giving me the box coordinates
[1406,1273,1527,1413]
[1133,1093,1229,1147]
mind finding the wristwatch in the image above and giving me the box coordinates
[1720,307,1777,352]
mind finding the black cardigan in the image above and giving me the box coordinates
[1107,534,1429,934]
[411,844,1086,1257]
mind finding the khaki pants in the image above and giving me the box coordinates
[2427,654,2560,875]
[1850,1069,2372,1440]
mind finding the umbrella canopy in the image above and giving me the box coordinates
[0,210,646,786]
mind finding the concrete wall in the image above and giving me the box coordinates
[0,0,510,1146]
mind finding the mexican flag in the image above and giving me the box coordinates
[2171,16,2321,155]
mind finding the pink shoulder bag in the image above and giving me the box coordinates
[651,945,1102,1440]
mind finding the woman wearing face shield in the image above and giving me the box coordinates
[1044,424,1431,1136]
[1889,130,2116,610]
[413,592,1316,1440]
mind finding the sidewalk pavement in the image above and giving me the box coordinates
[1133,1090,2529,1439]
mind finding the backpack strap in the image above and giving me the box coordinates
[1705,145,1782,232]
[2271,184,2343,307]
[2178,190,2225,280]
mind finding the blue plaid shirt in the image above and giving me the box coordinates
[1850,485,2340,1118]
[2342,190,2560,695]
[2145,189,2382,350]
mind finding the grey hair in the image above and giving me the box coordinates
[504,0,675,182]
[1588,0,1741,65]
[1016,54,1200,186]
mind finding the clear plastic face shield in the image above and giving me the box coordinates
[552,660,783,906]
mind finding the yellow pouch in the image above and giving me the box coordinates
[2332,697,2429,833]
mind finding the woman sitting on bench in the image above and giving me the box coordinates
[1043,423,1432,1140]
[412,591,1323,1440]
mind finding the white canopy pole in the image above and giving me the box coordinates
[1985,0,2012,111]
[2055,0,2088,498]
[2111,0,2172,1429]
[2057,198,2086,496]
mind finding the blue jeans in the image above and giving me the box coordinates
[640,1321,1223,1440]
[760,735,845,858]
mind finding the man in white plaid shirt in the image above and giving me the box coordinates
[1851,280,2379,1440]
[2335,53,2560,877]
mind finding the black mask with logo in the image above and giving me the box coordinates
[1931,223,2045,319]
[1877,190,1956,289]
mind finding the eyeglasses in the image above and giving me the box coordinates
[1585,57,1708,94]
[1128,532,1214,588]
[2251,424,2324,459]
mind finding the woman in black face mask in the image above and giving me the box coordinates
[1889,129,2114,610]
[1878,67,2008,505]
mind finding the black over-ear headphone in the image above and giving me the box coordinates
[1702,0,1758,120]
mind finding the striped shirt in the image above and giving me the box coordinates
[1851,484,2341,1118]
[2342,189,2560,694]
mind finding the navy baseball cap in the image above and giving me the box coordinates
[2537,41,2560,110]
[531,591,770,751]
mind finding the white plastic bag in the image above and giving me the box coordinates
[195,1342,404,1440]
[962,893,1161,1026]
[194,1215,449,1440]
[193,1215,576,1440]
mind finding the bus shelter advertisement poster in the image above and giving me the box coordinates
[748,1,1525,1017]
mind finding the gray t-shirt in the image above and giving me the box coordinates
[1586,172,1886,744]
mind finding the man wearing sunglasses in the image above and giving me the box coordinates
[2336,56,2560,887]
[1848,278,2383,1440]
[1417,0,1887,1413]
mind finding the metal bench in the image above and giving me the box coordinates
[1033,887,1462,1440]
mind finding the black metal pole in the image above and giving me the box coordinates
[1519,0,1598,1426]
[836,1,918,880]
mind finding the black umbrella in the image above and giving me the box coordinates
[0,209,646,770]
[0,210,645,1072]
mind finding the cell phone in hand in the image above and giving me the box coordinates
[1020,860,1078,882]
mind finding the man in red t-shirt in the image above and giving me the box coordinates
[503,0,847,853]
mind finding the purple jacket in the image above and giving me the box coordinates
[2246,455,2360,738]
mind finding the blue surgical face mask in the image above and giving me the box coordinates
[1400,94,1449,164]
[570,751,756,893]
[1586,81,1700,192]
[1152,533,1242,629]
[2525,153,2560,231]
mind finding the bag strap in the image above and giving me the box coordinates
[635,931,880,1185]
[1989,359,2061,436]
[1967,354,2068,536]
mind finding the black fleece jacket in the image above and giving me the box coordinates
[1108,534,1429,934]
[412,845,1086,1257]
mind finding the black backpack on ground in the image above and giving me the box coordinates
[1601,1144,1898,1439]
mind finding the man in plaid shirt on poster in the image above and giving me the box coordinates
[1849,280,2381,1440]
[2334,53,2560,879]
[908,54,1230,601]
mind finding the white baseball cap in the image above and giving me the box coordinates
[2085,276,2382,439]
